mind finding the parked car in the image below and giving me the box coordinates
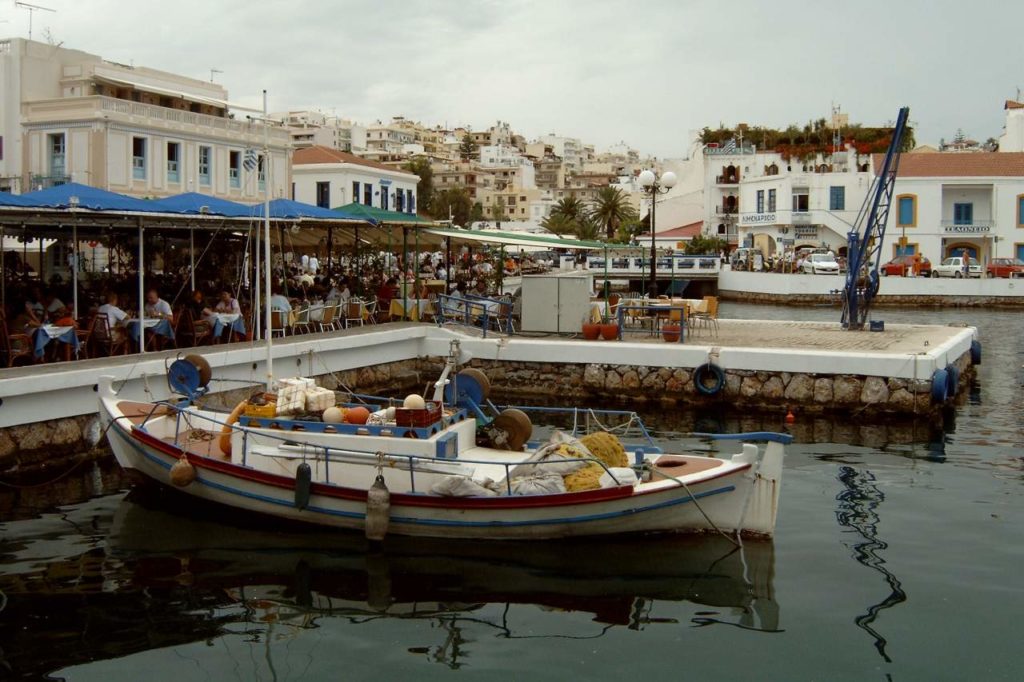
[932,256,982,278]
[801,253,840,275]
[986,257,1024,278]
[881,254,932,277]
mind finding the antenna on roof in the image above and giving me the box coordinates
[15,1,56,41]
[210,68,223,82]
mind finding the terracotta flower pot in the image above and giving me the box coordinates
[600,323,620,340]
[581,322,601,340]
[662,324,681,343]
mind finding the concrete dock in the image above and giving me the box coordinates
[0,319,978,479]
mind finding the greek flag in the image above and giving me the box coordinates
[243,147,259,172]
[721,138,737,153]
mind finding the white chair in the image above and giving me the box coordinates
[344,300,366,328]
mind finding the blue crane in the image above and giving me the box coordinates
[841,107,911,330]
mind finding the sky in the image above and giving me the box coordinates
[2,0,1022,158]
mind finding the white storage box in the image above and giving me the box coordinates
[305,386,336,412]
[279,377,316,390]
[276,384,306,415]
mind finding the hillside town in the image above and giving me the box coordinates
[4,37,1024,273]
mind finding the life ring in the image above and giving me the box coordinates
[693,363,726,396]
[219,400,248,456]
[945,364,960,398]
[970,339,981,365]
[930,369,949,404]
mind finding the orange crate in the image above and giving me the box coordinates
[395,402,442,427]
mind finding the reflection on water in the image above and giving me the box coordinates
[0,489,780,678]
[835,465,907,663]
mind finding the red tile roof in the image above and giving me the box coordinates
[293,146,418,177]
[641,221,703,239]
[873,152,1024,177]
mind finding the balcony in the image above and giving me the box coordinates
[715,175,739,185]
[22,95,291,147]
[940,220,994,235]
[715,206,738,216]
[30,174,71,190]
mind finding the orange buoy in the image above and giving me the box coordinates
[345,406,371,425]
[219,400,248,456]
[785,409,796,424]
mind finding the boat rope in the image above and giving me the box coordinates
[650,467,741,547]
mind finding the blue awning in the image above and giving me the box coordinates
[250,198,364,221]
[0,192,38,207]
[149,192,255,218]
[18,182,158,212]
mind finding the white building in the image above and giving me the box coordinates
[998,100,1024,152]
[537,134,584,174]
[879,152,1024,264]
[275,110,367,153]
[291,145,419,212]
[0,38,290,199]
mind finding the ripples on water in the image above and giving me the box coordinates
[1,304,1022,681]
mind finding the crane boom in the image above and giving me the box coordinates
[841,106,911,330]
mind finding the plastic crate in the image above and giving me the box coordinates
[243,402,277,418]
[395,402,442,427]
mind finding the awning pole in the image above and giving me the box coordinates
[445,236,452,293]
[327,225,333,273]
[189,226,195,291]
[1,225,5,313]
[262,89,273,391]
[72,222,78,321]
[253,225,260,341]
[354,225,360,296]
[137,221,145,354]
[499,244,504,294]
[401,227,409,319]
[414,227,420,303]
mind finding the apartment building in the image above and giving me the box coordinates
[998,100,1024,153]
[0,38,290,199]
[538,134,584,174]
[292,146,418,212]
[276,110,367,153]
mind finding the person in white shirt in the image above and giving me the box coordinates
[269,287,292,312]
[300,254,310,272]
[144,289,173,320]
[97,292,128,338]
[308,254,319,275]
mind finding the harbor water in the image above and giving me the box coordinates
[1,304,1022,681]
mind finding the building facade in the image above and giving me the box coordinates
[292,145,419,212]
[1,38,290,199]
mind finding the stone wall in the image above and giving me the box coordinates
[463,349,973,419]
[719,289,1024,308]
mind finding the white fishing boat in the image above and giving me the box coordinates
[96,114,790,541]
[97,340,790,540]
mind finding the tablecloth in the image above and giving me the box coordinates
[33,325,78,359]
[126,318,175,343]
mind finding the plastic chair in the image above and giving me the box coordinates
[270,310,290,338]
[316,304,339,332]
[91,316,128,357]
[0,317,33,367]
[175,309,212,348]
[344,300,366,328]
[291,306,312,335]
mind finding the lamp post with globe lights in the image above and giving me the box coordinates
[638,169,677,297]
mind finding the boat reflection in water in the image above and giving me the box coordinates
[1,489,781,677]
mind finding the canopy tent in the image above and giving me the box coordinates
[149,192,256,218]
[422,227,606,251]
[332,202,434,226]
[19,182,158,213]
[0,192,38,208]
[252,198,363,221]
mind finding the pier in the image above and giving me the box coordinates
[0,319,976,480]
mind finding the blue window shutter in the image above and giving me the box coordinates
[898,197,913,225]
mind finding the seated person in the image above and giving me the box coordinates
[187,290,213,323]
[144,289,174,321]
[376,277,397,308]
[269,286,292,312]
[214,289,241,315]
[97,292,128,340]
[43,289,68,323]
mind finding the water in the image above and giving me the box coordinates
[2,304,1022,681]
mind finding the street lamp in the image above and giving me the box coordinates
[638,169,677,297]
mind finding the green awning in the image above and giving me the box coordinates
[423,227,606,251]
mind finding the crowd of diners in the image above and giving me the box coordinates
[0,246,551,366]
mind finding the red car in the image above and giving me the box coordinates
[881,255,931,277]
[986,257,1024,278]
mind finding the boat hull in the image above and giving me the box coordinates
[103,411,768,541]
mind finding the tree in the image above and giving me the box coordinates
[489,201,508,222]
[468,201,486,224]
[431,186,473,227]
[590,186,638,240]
[458,134,479,162]
[547,196,586,224]
[404,157,433,216]
[684,234,728,255]
[540,213,577,236]
[573,216,601,241]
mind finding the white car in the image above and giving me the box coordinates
[801,253,840,275]
[932,256,982,278]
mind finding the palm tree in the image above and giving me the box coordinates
[547,196,586,225]
[540,212,577,236]
[590,187,638,240]
[573,216,601,242]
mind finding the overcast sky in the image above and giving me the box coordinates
[3,0,1022,158]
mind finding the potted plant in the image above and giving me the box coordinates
[600,317,620,340]
[581,315,601,340]
[661,323,681,342]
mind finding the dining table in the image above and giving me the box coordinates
[125,318,175,349]
[210,312,246,340]
[389,298,435,321]
[33,324,79,360]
